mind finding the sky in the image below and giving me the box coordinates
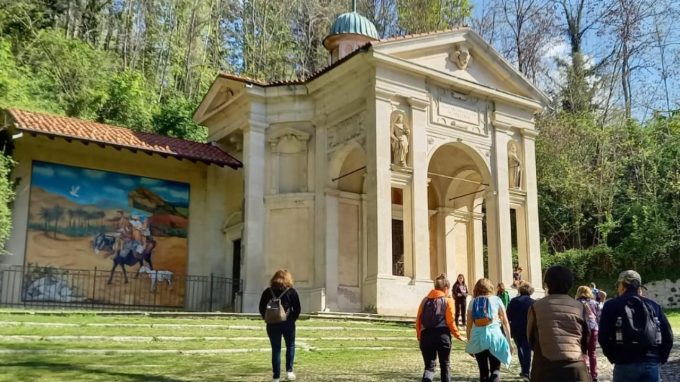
[30,161,190,212]
[469,0,680,120]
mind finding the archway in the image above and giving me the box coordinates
[329,144,366,312]
[426,143,490,284]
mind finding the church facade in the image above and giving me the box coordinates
[193,13,548,314]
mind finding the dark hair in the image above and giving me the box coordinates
[434,274,450,291]
[456,274,465,284]
[544,265,573,295]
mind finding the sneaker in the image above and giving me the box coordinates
[273,379,280,382]
[286,371,296,381]
[521,373,530,382]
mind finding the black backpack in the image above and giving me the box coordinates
[420,297,446,330]
[618,295,659,350]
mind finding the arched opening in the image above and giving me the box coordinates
[427,143,490,283]
[332,145,366,312]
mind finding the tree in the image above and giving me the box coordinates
[51,205,64,238]
[396,0,471,34]
[0,153,14,253]
[499,0,557,82]
[97,70,157,132]
[152,94,207,142]
[554,0,607,113]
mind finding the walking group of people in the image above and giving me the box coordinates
[417,267,674,382]
[257,267,673,382]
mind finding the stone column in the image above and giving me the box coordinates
[486,127,513,288]
[409,98,431,282]
[324,190,339,310]
[471,208,485,282]
[241,106,268,312]
[442,209,457,278]
[521,129,543,291]
[365,90,393,280]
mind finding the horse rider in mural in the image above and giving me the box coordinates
[110,210,155,259]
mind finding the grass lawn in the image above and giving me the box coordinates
[0,312,483,382]
[0,310,677,382]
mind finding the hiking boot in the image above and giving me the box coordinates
[286,371,296,381]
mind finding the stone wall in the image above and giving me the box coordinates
[644,279,680,308]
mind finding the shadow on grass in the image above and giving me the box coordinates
[3,360,191,382]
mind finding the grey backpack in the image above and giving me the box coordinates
[264,288,290,324]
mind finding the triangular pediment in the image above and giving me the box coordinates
[373,29,548,105]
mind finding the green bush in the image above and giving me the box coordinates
[542,245,615,281]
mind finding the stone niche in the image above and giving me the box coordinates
[268,127,311,194]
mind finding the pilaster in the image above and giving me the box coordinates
[241,109,268,312]
[486,124,513,288]
[409,97,431,282]
[520,129,542,291]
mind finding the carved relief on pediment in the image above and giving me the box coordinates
[429,86,489,136]
[327,111,366,152]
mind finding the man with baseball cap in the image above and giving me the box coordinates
[598,270,673,382]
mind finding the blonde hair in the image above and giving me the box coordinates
[575,285,593,300]
[434,274,450,291]
[473,278,495,297]
[518,281,534,296]
[270,269,294,288]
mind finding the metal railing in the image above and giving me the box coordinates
[0,265,242,312]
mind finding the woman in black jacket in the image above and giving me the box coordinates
[259,269,301,382]
[452,274,468,326]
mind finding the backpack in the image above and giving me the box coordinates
[580,300,598,331]
[593,288,602,303]
[617,295,659,350]
[264,288,290,324]
[472,296,494,327]
[420,296,446,330]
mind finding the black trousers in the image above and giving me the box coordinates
[454,297,467,325]
[420,328,452,382]
[474,349,501,382]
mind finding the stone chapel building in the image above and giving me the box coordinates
[3,9,547,316]
[193,11,548,315]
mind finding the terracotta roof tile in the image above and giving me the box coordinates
[7,108,242,169]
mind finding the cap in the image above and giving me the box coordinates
[617,270,642,286]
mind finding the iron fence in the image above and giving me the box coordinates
[0,265,242,312]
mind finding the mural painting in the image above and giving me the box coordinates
[23,161,190,307]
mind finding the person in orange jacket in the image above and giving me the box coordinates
[416,274,466,382]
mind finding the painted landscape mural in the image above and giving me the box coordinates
[24,161,190,307]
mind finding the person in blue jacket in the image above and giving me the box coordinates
[598,270,673,382]
[506,281,535,381]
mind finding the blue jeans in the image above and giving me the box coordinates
[513,336,531,376]
[266,321,296,379]
[613,362,660,382]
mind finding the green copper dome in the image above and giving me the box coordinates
[328,12,379,40]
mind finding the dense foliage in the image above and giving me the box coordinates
[0,0,679,279]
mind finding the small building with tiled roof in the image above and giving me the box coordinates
[192,7,548,316]
[1,108,243,309]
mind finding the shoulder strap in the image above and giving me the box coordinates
[278,288,290,299]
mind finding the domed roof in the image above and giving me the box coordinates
[328,12,379,40]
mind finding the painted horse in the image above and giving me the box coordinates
[107,239,154,285]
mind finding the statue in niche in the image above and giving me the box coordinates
[390,112,410,167]
[450,45,472,70]
[508,143,522,189]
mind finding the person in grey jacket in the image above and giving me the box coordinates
[527,266,590,382]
